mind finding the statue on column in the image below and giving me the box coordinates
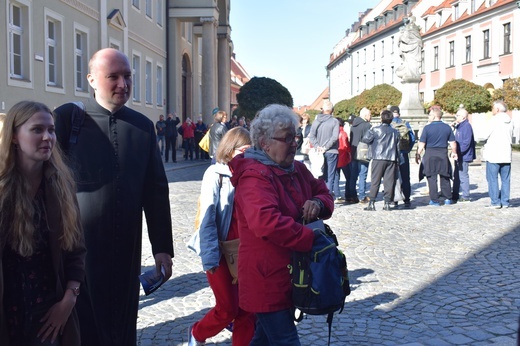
[395,16,423,82]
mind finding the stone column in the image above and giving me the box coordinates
[218,33,231,116]
[398,78,425,117]
[201,17,217,126]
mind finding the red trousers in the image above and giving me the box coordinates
[192,257,255,345]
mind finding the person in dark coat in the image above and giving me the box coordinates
[165,112,180,163]
[54,48,174,346]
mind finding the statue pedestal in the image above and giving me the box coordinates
[398,79,424,117]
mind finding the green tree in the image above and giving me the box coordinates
[492,77,520,110]
[236,77,293,119]
[334,96,360,119]
[356,84,402,116]
[433,79,492,113]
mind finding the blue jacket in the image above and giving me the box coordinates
[455,119,476,162]
[187,163,234,271]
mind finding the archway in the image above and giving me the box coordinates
[181,53,192,122]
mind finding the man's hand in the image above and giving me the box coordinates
[154,253,173,281]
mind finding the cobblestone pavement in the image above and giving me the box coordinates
[137,151,520,346]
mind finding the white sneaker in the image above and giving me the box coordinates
[188,325,206,346]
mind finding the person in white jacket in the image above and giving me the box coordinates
[482,100,514,208]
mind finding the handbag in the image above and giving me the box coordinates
[219,238,240,284]
[356,142,370,163]
[199,131,210,152]
[308,148,324,178]
[301,137,311,155]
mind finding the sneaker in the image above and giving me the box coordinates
[359,197,370,204]
[485,204,502,209]
[404,201,411,208]
[458,198,471,203]
[188,325,206,346]
[429,200,440,207]
[444,199,453,205]
[334,197,345,204]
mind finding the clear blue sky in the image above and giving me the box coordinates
[230,1,382,106]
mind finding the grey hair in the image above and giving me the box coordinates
[359,107,371,119]
[493,100,507,112]
[250,104,299,148]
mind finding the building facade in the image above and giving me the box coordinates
[327,0,520,108]
[1,0,234,125]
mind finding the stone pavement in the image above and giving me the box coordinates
[137,150,520,345]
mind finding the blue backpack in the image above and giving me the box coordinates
[289,220,350,345]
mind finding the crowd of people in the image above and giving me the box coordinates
[0,46,515,346]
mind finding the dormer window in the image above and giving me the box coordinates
[454,4,459,20]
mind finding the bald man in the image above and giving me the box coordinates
[54,48,174,345]
[452,108,476,202]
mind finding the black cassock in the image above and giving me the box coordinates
[54,99,174,346]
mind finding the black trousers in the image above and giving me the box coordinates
[368,160,397,202]
[165,135,177,162]
[427,174,451,202]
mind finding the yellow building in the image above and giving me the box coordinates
[1,0,232,125]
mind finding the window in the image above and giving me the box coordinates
[146,0,152,18]
[8,2,29,79]
[449,41,455,67]
[373,44,375,61]
[503,23,511,54]
[133,55,141,102]
[381,40,384,57]
[465,36,471,62]
[433,46,439,70]
[356,77,359,92]
[132,0,139,9]
[373,71,375,86]
[391,66,394,84]
[156,65,163,106]
[454,5,459,20]
[156,0,163,26]
[483,29,490,59]
[46,16,62,87]
[74,29,88,91]
[470,0,476,13]
[145,60,152,104]
[381,69,384,82]
[363,48,366,64]
[391,36,395,53]
[356,51,359,66]
[363,74,366,90]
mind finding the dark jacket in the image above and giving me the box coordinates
[0,168,86,346]
[54,99,174,345]
[350,116,372,160]
[165,116,180,137]
[209,122,228,158]
[362,123,400,162]
[454,120,476,162]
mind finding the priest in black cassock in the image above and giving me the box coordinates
[54,48,174,346]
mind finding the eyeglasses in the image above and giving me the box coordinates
[271,135,296,144]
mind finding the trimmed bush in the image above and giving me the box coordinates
[433,79,491,113]
[492,77,520,110]
[236,77,293,119]
[356,84,402,116]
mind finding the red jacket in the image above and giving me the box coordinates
[229,155,333,313]
[337,126,352,168]
[182,122,196,138]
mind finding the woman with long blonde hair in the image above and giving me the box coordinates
[0,101,86,345]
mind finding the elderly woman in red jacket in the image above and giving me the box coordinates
[229,104,334,345]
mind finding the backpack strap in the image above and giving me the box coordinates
[69,101,86,145]
[326,312,334,346]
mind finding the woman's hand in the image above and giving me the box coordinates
[37,294,76,343]
[302,199,322,223]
